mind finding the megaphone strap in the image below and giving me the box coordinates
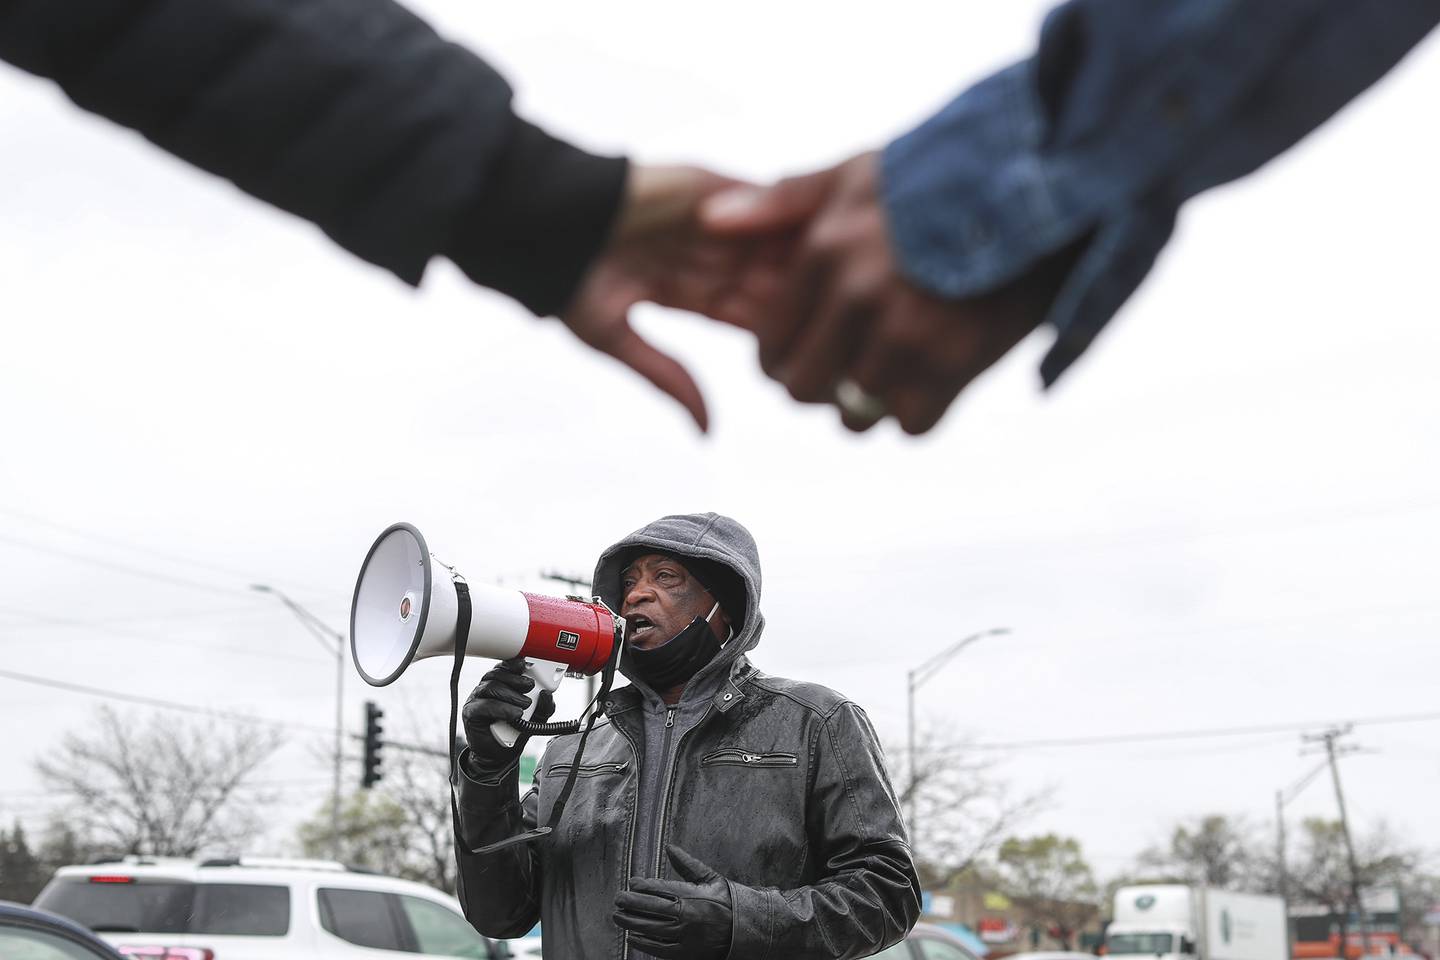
[449,582,549,854]
[448,579,623,857]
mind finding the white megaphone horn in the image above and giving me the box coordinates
[350,522,623,748]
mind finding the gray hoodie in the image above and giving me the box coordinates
[592,513,765,951]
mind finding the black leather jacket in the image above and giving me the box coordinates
[454,654,919,959]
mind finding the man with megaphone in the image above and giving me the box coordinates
[451,512,920,959]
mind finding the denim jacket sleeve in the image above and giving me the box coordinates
[883,0,1440,385]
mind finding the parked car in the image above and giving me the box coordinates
[32,856,506,959]
[498,934,542,958]
[0,900,126,960]
[870,921,989,960]
[495,932,541,955]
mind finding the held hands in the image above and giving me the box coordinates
[701,151,1069,435]
[460,659,556,775]
[562,154,1072,436]
[613,845,734,960]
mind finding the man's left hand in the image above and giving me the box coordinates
[613,844,733,959]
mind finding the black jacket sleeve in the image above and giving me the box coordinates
[0,0,627,315]
[452,749,544,938]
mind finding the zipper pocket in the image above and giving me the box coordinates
[700,749,798,768]
[544,759,630,778]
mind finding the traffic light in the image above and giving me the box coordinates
[362,701,384,788]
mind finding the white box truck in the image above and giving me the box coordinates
[1106,885,1287,960]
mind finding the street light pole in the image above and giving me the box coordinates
[905,626,1009,864]
[253,584,345,861]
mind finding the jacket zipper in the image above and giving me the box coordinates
[652,702,712,876]
[542,759,629,778]
[653,706,677,876]
[700,749,798,768]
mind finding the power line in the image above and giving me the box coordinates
[0,777,335,801]
[0,667,334,736]
[0,605,328,666]
[0,506,342,600]
[0,532,249,598]
[0,603,277,628]
[930,709,1440,753]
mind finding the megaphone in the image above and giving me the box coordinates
[350,522,623,748]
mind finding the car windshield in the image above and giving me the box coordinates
[35,879,290,937]
[1107,934,1176,955]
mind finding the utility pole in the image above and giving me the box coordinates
[1303,725,1371,959]
[1275,790,1287,909]
[542,571,597,702]
[253,584,345,861]
[904,626,1009,867]
[1276,758,1329,952]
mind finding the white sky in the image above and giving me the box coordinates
[1,1,1437,879]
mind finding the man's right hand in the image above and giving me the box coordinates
[461,659,555,775]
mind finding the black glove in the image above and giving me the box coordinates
[613,844,733,960]
[460,659,555,776]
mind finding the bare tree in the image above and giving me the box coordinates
[1138,814,1258,889]
[894,727,1050,886]
[997,833,1102,950]
[297,749,455,890]
[299,789,413,875]
[385,750,456,890]
[35,705,284,857]
[1285,818,1418,951]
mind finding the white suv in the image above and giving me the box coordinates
[33,856,510,960]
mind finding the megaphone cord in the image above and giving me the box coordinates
[510,669,608,736]
[509,717,581,736]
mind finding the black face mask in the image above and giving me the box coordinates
[624,603,723,691]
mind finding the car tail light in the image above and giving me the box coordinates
[88,875,135,883]
[116,948,214,960]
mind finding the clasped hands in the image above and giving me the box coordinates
[563,152,1066,436]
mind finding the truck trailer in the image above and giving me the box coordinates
[1106,885,1287,960]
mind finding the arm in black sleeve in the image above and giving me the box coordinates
[452,749,543,938]
[0,0,627,315]
[726,702,921,959]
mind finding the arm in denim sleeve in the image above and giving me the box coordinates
[882,0,1440,385]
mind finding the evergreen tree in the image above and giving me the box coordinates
[0,819,46,903]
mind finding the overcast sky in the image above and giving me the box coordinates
[2,1,1438,878]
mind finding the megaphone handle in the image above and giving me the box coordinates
[490,658,567,750]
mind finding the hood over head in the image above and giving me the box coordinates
[593,512,763,696]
